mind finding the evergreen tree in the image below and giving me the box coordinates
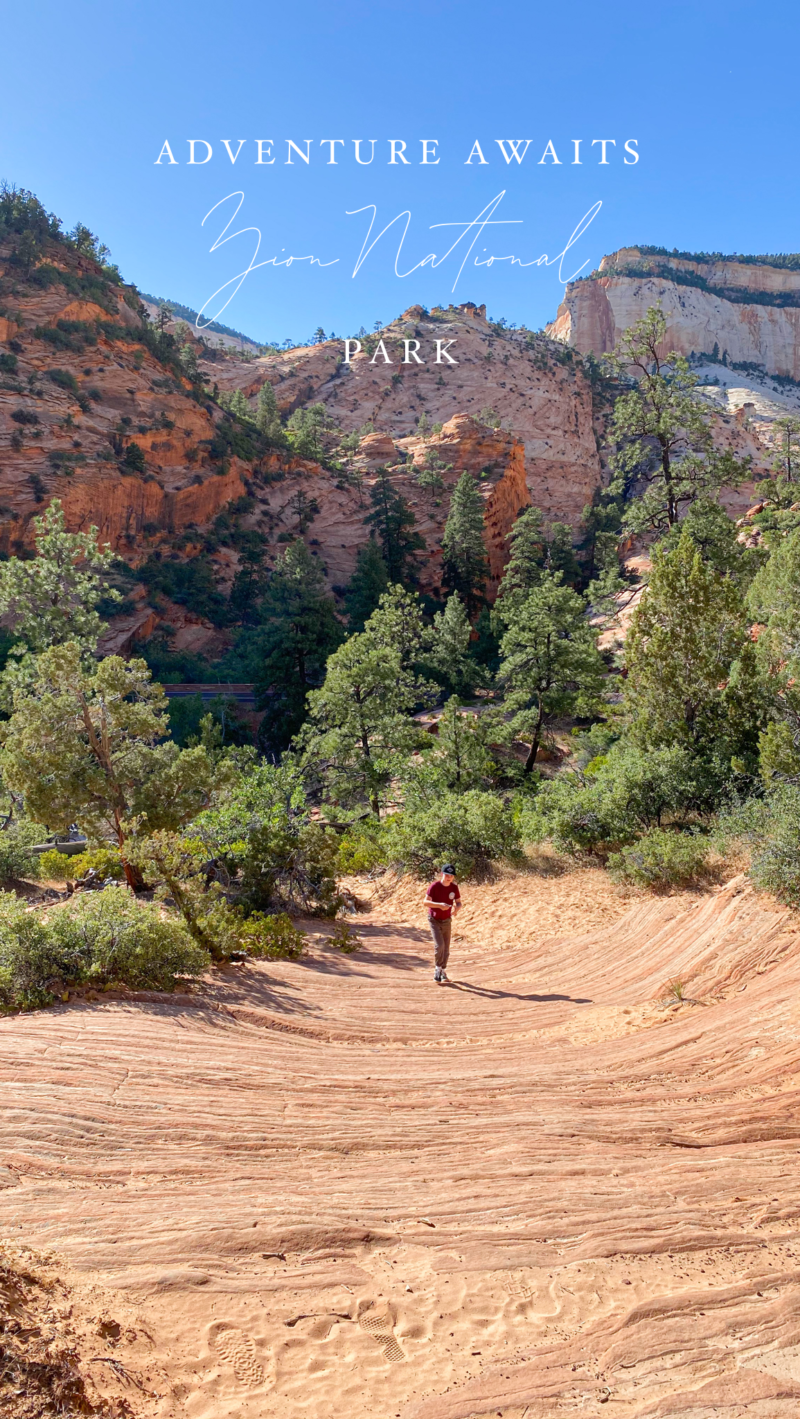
[497,573,604,773]
[0,644,225,887]
[660,496,761,588]
[344,540,389,632]
[747,527,800,780]
[625,527,762,776]
[424,593,481,698]
[228,387,253,422]
[546,522,581,587]
[496,506,546,611]
[299,632,433,816]
[400,695,492,802]
[771,416,800,484]
[441,471,488,613]
[605,304,748,533]
[362,583,427,669]
[364,468,425,583]
[256,380,283,442]
[254,541,344,750]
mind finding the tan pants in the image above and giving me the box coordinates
[428,915,451,969]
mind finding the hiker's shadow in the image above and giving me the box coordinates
[450,982,593,1004]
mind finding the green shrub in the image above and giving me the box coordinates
[0,888,208,1009]
[607,829,710,888]
[237,911,305,960]
[39,847,123,884]
[336,822,389,874]
[47,368,79,394]
[0,831,40,885]
[0,353,18,374]
[523,744,710,856]
[721,786,800,906]
[47,889,209,991]
[327,918,361,954]
[383,790,522,879]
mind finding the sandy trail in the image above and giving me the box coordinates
[3,870,800,1416]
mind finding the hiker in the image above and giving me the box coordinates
[424,865,461,984]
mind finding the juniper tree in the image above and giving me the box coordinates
[625,527,763,781]
[0,644,225,887]
[441,472,488,613]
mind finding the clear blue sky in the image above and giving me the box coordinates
[2,0,799,345]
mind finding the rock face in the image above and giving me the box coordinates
[548,248,800,378]
[0,241,248,558]
[211,303,604,528]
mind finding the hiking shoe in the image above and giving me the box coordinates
[439,971,449,984]
[434,968,441,982]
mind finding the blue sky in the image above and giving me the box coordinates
[1,0,799,345]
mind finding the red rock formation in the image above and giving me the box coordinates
[211,304,604,529]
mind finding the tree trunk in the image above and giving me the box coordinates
[523,710,545,774]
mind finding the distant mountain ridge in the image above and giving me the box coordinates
[139,293,262,349]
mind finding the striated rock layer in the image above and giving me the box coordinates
[3,873,800,1415]
[548,248,800,379]
[212,303,604,528]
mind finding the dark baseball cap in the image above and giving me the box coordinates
[441,864,456,875]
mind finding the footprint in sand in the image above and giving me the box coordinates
[358,1305,405,1363]
[208,1323,268,1387]
[505,1271,535,1301]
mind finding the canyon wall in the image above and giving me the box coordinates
[548,248,800,378]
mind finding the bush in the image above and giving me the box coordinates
[721,786,800,906]
[0,888,208,1009]
[607,829,711,888]
[0,353,18,374]
[39,847,123,885]
[0,831,40,885]
[337,822,389,874]
[238,911,305,960]
[195,764,341,916]
[383,790,522,878]
[47,368,79,394]
[47,889,209,991]
[523,744,710,856]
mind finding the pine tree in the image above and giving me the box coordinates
[254,541,344,750]
[441,472,488,613]
[364,468,425,583]
[228,388,253,422]
[362,583,426,669]
[497,573,604,773]
[496,506,546,611]
[424,593,481,698]
[344,541,389,631]
[256,380,283,442]
[605,304,748,533]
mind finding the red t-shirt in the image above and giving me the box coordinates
[427,880,460,920]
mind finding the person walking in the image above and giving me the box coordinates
[424,865,461,984]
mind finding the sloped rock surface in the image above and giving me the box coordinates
[2,874,800,1415]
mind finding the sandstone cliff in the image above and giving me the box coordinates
[548,247,800,379]
[210,303,604,529]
